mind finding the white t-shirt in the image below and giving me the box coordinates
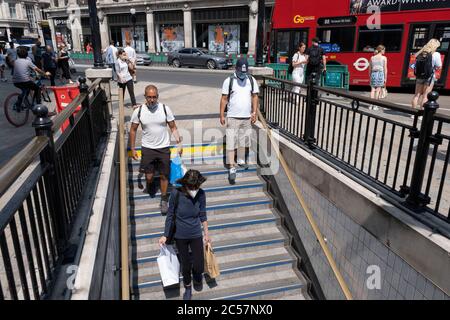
[292,52,307,73]
[222,75,259,118]
[131,103,175,149]
[124,46,136,63]
[115,58,132,83]
[432,52,442,78]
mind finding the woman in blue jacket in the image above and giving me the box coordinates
[159,169,210,300]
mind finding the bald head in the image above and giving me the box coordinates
[145,85,159,96]
[144,85,159,105]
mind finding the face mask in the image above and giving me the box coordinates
[188,189,199,198]
[236,71,247,81]
[147,102,158,112]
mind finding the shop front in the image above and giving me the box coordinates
[192,7,249,55]
[154,11,184,53]
[109,13,148,52]
[54,17,72,49]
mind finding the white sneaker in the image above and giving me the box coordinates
[228,167,237,184]
[237,159,249,169]
[372,106,379,111]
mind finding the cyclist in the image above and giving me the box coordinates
[12,46,52,112]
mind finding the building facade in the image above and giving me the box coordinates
[0,0,51,47]
[44,0,274,55]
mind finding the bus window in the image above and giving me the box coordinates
[411,26,430,50]
[435,25,450,52]
[276,31,290,63]
[358,25,403,52]
[317,27,355,52]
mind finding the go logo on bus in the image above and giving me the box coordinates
[293,15,305,24]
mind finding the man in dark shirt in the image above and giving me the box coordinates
[42,45,58,86]
[305,37,327,83]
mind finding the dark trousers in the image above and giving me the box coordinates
[14,81,41,105]
[175,237,204,287]
[46,67,57,86]
[305,65,322,83]
[118,79,137,106]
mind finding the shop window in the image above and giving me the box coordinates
[358,25,403,52]
[317,27,355,52]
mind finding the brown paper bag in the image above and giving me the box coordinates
[204,243,220,279]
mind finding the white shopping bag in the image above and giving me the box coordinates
[157,245,180,287]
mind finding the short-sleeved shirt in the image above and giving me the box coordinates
[12,58,36,83]
[124,46,136,63]
[432,52,442,77]
[131,103,175,149]
[6,48,17,61]
[221,74,259,118]
[115,58,132,83]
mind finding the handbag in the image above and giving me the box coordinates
[170,156,186,186]
[157,245,180,287]
[127,60,136,75]
[165,190,180,245]
[204,243,220,279]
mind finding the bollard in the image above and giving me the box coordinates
[405,91,440,209]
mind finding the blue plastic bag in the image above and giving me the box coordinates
[170,156,184,186]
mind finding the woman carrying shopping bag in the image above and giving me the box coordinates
[159,169,210,300]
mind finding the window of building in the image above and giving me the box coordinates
[26,5,38,33]
[9,3,17,19]
[317,27,355,52]
[358,25,403,52]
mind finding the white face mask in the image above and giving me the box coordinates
[187,189,199,198]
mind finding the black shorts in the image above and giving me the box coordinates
[139,147,171,176]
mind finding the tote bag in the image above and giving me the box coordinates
[204,243,220,279]
[157,245,180,287]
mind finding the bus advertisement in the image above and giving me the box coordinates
[271,0,450,89]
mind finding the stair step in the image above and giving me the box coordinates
[135,252,295,293]
[133,224,284,257]
[130,154,257,167]
[131,194,272,220]
[137,270,305,300]
[134,246,291,281]
[130,179,264,201]
[128,166,258,184]
[132,213,277,241]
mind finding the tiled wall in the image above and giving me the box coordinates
[273,161,449,300]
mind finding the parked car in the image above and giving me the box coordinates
[168,48,233,70]
[136,53,152,66]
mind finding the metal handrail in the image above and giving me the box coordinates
[118,87,130,300]
[52,78,102,131]
[0,136,49,197]
[257,108,353,300]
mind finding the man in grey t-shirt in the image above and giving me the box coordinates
[13,46,51,109]
[6,42,17,75]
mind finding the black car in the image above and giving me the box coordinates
[167,48,233,70]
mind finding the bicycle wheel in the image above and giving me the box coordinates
[4,93,30,127]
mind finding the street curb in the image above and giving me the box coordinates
[74,64,234,75]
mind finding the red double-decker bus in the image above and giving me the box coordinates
[270,0,450,89]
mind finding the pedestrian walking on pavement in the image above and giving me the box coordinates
[220,58,259,185]
[159,169,210,300]
[105,41,118,81]
[291,42,308,94]
[411,38,442,119]
[57,44,73,84]
[42,45,58,86]
[368,45,387,110]
[116,48,137,108]
[305,38,327,83]
[129,85,183,215]
[32,40,43,70]
[124,40,137,83]
[0,47,6,82]
[6,42,17,76]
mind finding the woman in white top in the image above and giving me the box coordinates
[115,48,138,108]
[411,38,442,115]
[291,42,308,94]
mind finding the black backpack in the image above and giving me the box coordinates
[288,53,298,75]
[225,75,255,112]
[308,46,322,67]
[414,52,433,80]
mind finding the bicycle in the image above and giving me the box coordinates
[4,77,52,127]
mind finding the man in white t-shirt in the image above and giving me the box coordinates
[124,40,137,83]
[220,58,259,184]
[129,85,183,214]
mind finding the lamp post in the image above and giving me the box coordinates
[130,8,137,50]
[87,0,105,68]
[255,0,265,67]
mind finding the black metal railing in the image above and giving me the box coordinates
[261,74,450,224]
[0,77,110,300]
